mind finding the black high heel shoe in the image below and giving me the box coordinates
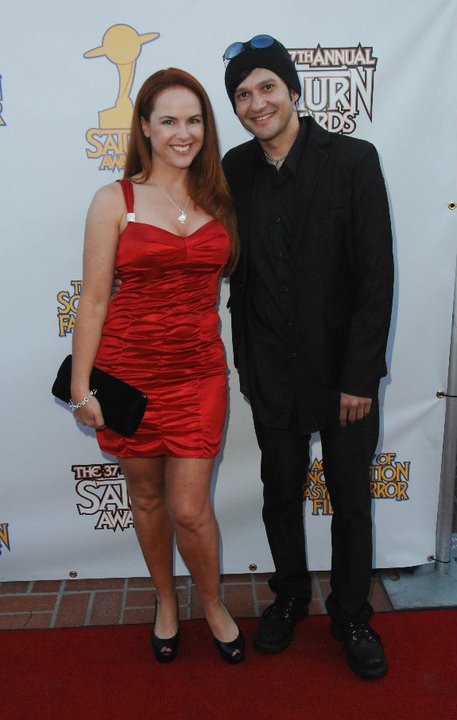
[151,598,179,664]
[214,629,245,665]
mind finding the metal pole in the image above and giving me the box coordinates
[435,255,457,573]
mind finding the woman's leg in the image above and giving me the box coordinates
[165,456,238,643]
[120,456,177,639]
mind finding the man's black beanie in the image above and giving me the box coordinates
[224,38,301,111]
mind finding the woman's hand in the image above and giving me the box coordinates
[112,269,122,296]
[73,393,106,430]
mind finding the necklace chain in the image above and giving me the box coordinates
[263,151,287,169]
[152,181,191,223]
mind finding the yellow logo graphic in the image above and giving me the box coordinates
[305,452,410,515]
[84,24,159,171]
[0,75,6,126]
[0,522,11,554]
[57,281,81,336]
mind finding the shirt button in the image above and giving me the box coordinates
[274,217,281,223]
[282,286,289,293]
[287,319,296,326]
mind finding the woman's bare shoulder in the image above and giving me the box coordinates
[88,181,125,219]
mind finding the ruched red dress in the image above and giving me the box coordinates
[94,179,230,458]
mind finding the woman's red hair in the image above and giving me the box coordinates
[124,68,238,274]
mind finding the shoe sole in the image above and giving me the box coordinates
[253,634,293,654]
[347,657,388,679]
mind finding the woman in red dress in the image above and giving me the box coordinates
[70,68,242,663]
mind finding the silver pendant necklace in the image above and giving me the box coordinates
[152,181,191,223]
[263,151,287,169]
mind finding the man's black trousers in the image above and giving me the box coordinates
[253,400,379,625]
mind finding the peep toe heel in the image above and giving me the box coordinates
[151,628,179,663]
[151,596,179,663]
[214,629,245,665]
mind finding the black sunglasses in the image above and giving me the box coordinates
[223,34,278,66]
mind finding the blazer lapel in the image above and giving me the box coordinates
[294,117,332,226]
[232,141,257,280]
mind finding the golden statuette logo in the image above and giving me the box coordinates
[84,24,159,171]
[0,75,6,126]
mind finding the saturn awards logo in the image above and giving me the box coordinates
[72,463,133,531]
[305,451,411,515]
[0,521,11,555]
[57,281,81,336]
[84,24,160,171]
[0,75,6,126]
[289,44,378,135]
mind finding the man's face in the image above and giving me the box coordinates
[233,67,299,143]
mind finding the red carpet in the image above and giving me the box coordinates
[3,610,456,720]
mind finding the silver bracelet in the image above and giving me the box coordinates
[69,389,97,412]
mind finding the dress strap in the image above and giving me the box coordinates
[116,178,135,219]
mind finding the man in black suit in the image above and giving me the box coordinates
[222,35,393,679]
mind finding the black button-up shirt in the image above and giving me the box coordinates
[245,120,309,429]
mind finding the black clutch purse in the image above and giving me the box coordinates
[52,355,148,437]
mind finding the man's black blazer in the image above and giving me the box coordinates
[223,116,394,412]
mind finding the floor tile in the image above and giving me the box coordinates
[90,591,123,625]
[0,581,30,594]
[0,614,34,630]
[190,585,204,619]
[127,577,154,589]
[123,607,154,625]
[223,583,256,617]
[369,575,393,612]
[31,581,63,593]
[176,587,188,605]
[221,573,252,584]
[55,593,90,628]
[380,562,457,609]
[252,573,271,583]
[309,597,326,615]
[126,589,154,608]
[253,581,275,603]
[65,578,125,591]
[24,612,54,629]
[0,594,56,613]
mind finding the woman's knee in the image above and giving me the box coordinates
[131,489,165,514]
[169,499,212,531]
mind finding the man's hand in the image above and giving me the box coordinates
[339,392,372,427]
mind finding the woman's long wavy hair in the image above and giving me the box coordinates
[124,68,238,274]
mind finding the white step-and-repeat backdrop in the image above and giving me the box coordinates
[1,0,456,580]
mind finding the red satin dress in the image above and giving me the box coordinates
[94,179,230,458]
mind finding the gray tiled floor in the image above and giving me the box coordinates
[381,534,457,609]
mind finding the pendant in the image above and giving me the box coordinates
[178,212,187,224]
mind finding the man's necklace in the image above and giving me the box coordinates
[263,151,287,170]
[152,181,191,223]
